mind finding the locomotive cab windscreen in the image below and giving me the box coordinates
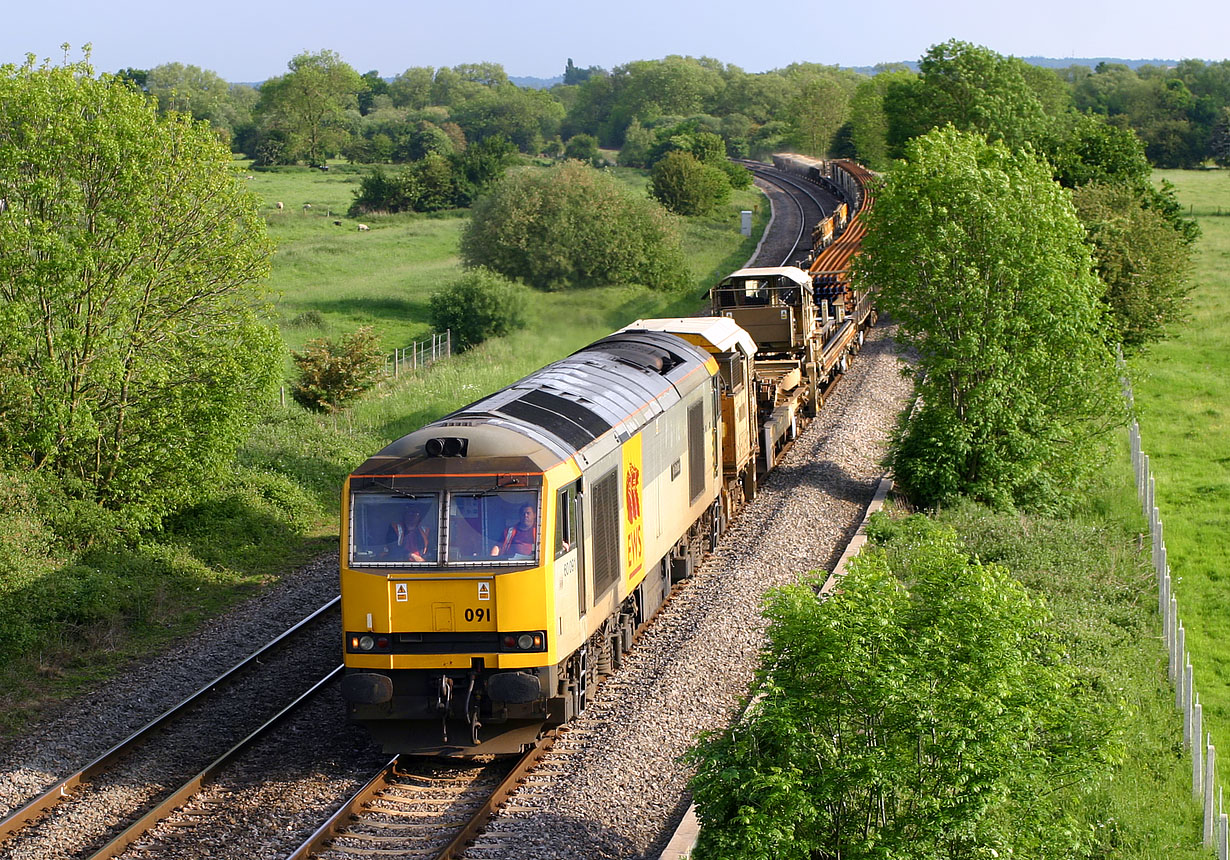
[348,488,540,568]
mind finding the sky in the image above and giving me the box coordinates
[3,0,1227,83]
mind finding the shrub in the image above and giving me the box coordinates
[564,134,602,166]
[429,269,528,350]
[650,150,731,215]
[291,326,385,413]
[460,162,690,291]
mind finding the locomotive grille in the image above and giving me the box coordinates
[688,401,705,502]
[592,470,619,597]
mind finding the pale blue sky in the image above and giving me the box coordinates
[4,0,1227,83]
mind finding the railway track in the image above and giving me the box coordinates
[285,743,550,860]
[0,600,342,860]
[736,158,836,265]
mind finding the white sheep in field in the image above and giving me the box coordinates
[358,223,370,231]
[275,201,283,210]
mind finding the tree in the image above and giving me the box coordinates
[563,133,602,166]
[787,74,852,156]
[884,41,1051,156]
[1072,182,1193,350]
[1048,113,1151,188]
[688,514,1119,860]
[853,127,1122,512]
[256,49,365,165]
[0,55,280,527]
[617,117,656,167]
[848,69,915,170]
[460,162,690,291]
[650,150,730,215]
[428,269,528,350]
[1212,106,1230,166]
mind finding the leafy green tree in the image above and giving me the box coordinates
[649,150,730,215]
[0,55,280,527]
[1048,113,1151,188]
[848,69,915,170]
[145,62,233,129]
[688,514,1119,860]
[256,49,365,165]
[885,41,1051,156]
[787,73,852,155]
[388,66,434,109]
[853,127,1122,512]
[1072,182,1193,350]
[428,269,528,350]
[617,117,656,167]
[358,69,389,115]
[564,133,602,166]
[460,161,690,291]
[1212,106,1230,166]
[291,326,384,413]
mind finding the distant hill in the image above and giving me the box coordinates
[511,75,563,89]
[1021,56,1178,70]
[844,56,1181,76]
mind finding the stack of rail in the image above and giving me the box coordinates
[809,158,875,373]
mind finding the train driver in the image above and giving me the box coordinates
[491,504,537,560]
[388,507,431,562]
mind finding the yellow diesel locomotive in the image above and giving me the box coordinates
[340,319,758,754]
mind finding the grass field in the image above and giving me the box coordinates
[1134,168,1230,811]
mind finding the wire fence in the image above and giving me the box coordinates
[386,330,451,377]
[1124,363,1228,856]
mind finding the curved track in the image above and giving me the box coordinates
[736,159,838,266]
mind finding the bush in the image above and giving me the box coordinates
[291,326,385,412]
[429,269,528,350]
[460,162,691,291]
[650,150,731,215]
[564,134,602,166]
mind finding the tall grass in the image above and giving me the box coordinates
[1132,168,1230,795]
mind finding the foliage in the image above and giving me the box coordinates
[349,136,518,214]
[428,268,528,350]
[617,117,656,167]
[459,161,691,291]
[884,40,1052,158]
[0,55,281,529]
[853,127,1123,512]
[253,49,365,165]
[1072,182,1194,350]
[290,326,385,412]
[563,132,602,166]
[1049,113,1152,188]
[649,150,731,215]
[144,62,253,141]
[688,514,1120,860]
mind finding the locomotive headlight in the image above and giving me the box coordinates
[501,631,547,652]
[358,634,376,651]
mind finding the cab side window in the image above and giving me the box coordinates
[555,482,579,558]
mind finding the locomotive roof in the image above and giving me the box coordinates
[718,266,813,287]
[351,328,716,479]
[620,316,757,359]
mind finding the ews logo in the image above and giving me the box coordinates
[625,462,643,577]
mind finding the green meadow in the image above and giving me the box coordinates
[1134,170,1230,788]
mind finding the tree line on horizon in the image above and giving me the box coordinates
[113,46,1230,172]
